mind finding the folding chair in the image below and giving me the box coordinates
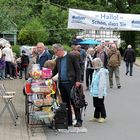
[0,84,18,126]
[2,84,18,119]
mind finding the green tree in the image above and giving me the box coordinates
[12,45,20,57]
[1,0,140,47]
[0,11,9,32]
[107,0,140,49]
[0,0,33,29]
[18,18,49,45]
[41,3,77,45]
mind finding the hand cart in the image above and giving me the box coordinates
[24,78,59,135]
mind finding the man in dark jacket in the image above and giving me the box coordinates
[36,42,52,69]
[123,44,136,76]
[52,43,82,127]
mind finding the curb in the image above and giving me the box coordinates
[134,63,140,67]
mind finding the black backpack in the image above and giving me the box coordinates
[70,85,88,110]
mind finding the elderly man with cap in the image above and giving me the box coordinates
[36,42,52,69]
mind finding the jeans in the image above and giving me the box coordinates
[126,62,133,75]
[20,66,28,79]
[0,69,5,79]
[5,61,13,78]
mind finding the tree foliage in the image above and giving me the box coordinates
[0,0,140,47]
[107,0,140,49]
[18,18,48,45]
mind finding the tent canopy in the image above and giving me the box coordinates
[79,39,101,45]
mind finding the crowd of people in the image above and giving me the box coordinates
[0,41,136,127]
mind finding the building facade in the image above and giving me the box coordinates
[77,29,121,46]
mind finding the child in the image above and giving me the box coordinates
[0,53,6,80]
[90,58,108,123]
[44,60,58,81]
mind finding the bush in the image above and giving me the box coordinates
[12,45,20,57]
[136,47,140,57]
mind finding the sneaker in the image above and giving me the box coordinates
[74,122,82,127]
[9,77,13,80]
[86,87,89,91]
[98,118,106,123]
[117,85,121,89]
[125,71,129,75]
[25,78,28,80]
[89,117,99,122]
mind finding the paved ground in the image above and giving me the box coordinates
[0,59,140,140]
[47,61,140,140]
[0,79,47,140]
[135,59,140,66]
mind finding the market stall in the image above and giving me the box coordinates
[24,64,60,134]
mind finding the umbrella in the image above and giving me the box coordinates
[79,39,101,45]
[72,38,83,45]
[21,45,32,56]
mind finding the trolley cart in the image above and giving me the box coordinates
[24,78,59,134]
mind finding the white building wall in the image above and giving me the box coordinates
[78,29,121,46]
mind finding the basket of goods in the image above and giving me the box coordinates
[39,86,52,93]
[41,68,52,79]
[43,96,54,106]
[31,82,41,92]
[33,99,44,107]
[34,96,54,107]
[42,107,55,121]
[31,64,41,79]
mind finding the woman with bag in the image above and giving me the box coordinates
[90,58,108,123]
